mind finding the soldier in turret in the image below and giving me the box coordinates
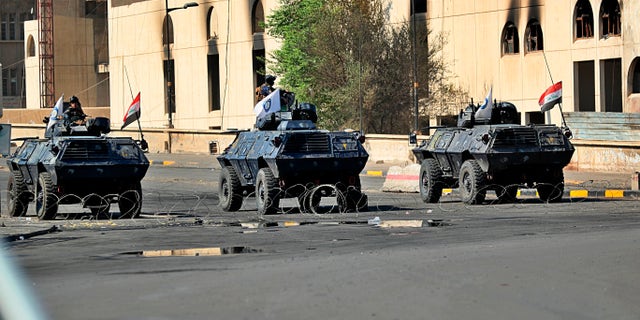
[64,96,87,125]
[256,75,276,103]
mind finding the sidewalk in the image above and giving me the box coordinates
[145,152,637,191]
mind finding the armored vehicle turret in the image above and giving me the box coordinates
[217,91,369,214]
[412,101,575,204]
[5,115,149,220]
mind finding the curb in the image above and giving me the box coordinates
[439,188,640,199]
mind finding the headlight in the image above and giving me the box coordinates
[333,137,358,151]
[539,131,564,146]
[118,144,139,159]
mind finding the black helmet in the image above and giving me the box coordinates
[265,75,276,85]
[70,96,80,104]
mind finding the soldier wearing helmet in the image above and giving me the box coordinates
[64,96,87,125]
[255,75,276,103]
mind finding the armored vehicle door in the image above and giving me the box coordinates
[14,140,39,185]
[236,136,258,184]
[433,131,455,173]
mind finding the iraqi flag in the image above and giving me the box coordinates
[539,81,562,112]
[474,86,493,120]
[47,94,64,130]
[253,88,281,119]
[121,92,141,130]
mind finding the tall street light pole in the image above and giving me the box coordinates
[164,1,198,129]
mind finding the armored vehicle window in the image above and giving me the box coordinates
[16,142,37,160]
[62,141,110,160]
[435,132,453,149]
[493,128,538,147]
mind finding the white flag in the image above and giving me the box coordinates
[474,86,493,120]
[47,94,64,130]
[253,89,281,119]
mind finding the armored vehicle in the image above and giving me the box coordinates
[217,92,369,214]
[412,101,575,204]
[5,115,149,220]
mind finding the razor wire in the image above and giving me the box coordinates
[1,179,637,224]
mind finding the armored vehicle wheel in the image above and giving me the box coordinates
[419,158,444,203]
[337,177,368,212]
[6,172,29,217]
[338,189,368,213]
[459,160,486,205]
[537,169,564,203]
[496,185,519,203]
[118,182,142,218]
[219,166,243,212]
[35,172,59,220]
[90,205,111,217]
[256,168,280,215]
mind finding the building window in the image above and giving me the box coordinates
[252,0,265,34]
[600,0,621,38]
[574,60,595,111]
[501,22,519,55]
[0,14,6,40]
[27,35,36,57]
[525,19,543,53]
[411,0,427,14]
[601,58,622,112]
[630,57,640,94]
[575,0,594,39]
[208,54,221,111]
[8,13,16,40]
[1,68,8,96]
[2,67,18,96]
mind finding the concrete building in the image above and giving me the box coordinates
[0,0,36,109]
[23,0,109,110]
[427,0,640,125]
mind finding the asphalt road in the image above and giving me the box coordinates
[1,166,640,320]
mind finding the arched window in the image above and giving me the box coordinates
[575,0,594,39]
[27,35,36,57]
[600,0,621,38]
[252,0,265,34]
[411,0,427,15]
[163,15,174,45]
[525,19,543,53]
[631,57,640,94]
[501,22,519,55]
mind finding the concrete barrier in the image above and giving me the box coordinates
[381,164,420,193]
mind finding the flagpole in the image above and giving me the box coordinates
[542,50,568,128]
[124,66,148,151]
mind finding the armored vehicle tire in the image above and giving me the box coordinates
[90,205,111,217]
[419,158,444,203]
[256,168,280,215]
[537,170,564,203]
[338,189,368,213]
[496,185,519,203]
[219,166,243,212]
[337,177,368,212]
[35,172,59,220]
[118,182,142,218]
[6,172,29,217]
[459,160,486,205]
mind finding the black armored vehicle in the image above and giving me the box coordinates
[412,101,575,204]
[217,92,369,214]
[5,114,149,220]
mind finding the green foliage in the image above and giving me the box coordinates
[266,0,467,133]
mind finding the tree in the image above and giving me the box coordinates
[267,0,466,134]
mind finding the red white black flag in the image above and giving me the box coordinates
[121,92,141,130]
[539,81,562,112]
